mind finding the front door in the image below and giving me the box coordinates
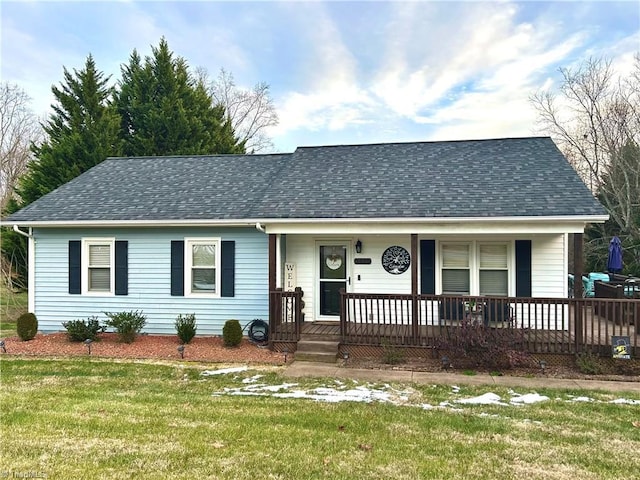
[318,244,348,318]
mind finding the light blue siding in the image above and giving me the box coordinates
[33,227,268,335]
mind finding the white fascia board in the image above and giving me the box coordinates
[5,214,609,233]
[4,219,263,228]
[264,216,609,235]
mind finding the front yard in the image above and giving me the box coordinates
[1,357,639,479]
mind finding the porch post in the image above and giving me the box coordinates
[573,233,583,298]
[268,233,276,293]
[573,233,584,352]
[411,234,419,343]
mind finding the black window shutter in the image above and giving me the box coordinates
[171,241,184,296]
[221,241,235,297]
[515,240,532,297]
[420,240,436,294]
[69,240,81,294]
[115,241,128,295]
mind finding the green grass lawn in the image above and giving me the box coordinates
[1,357,639,479]
[0,285,26,337]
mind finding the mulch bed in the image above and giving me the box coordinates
[1,332,284,364]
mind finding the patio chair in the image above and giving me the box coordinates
[483,299,513,326]
[582,272,609,298]
[439,298,466,324]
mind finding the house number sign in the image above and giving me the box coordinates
[381,246,410,275]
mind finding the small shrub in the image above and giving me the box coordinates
[16,312,38,341]
[381,340,405,365]
[104,310,147,344]
[436,319,529,370]
[62,316,106,342]
[222,319,243,347]
[575,351,605,375]
[175,313,197,344]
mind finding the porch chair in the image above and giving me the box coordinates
[483,299,513,326]
[582,272,610,298]
[439,298,466,324]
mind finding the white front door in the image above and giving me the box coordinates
[318,243,349,319]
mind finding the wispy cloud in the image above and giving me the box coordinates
[1,1,637,151]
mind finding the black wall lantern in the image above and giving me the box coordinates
[355,239,362,254]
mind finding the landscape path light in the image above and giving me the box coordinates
[84,338,93,355]
[177,345,185,359]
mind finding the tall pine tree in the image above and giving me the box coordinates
[116,38,244,156]
[4,55,121,289]
[17,55,121,205]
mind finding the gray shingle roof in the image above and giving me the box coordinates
[6,137,607,223]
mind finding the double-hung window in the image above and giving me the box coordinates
[441,244,470,295]
[440,242,510,296]
[82,238,114,294]
[478,244,508,296]
[185,238,220,296]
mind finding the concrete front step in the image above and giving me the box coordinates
[300,333,341,342]
[294,351,339,363]
[295,339,340,363]
[297,339,340,354]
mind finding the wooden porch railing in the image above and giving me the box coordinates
[267,289,639,355]
[269,287,304,344]
[339,292,640,356]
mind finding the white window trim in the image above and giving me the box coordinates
[437,240,512,296]
[184,237,221,297]
[81,237,115,296]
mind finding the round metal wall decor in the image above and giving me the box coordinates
[381,246,410,275]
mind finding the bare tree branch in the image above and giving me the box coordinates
[0,82,43,211]
[531,55,640,274]
[206,68,279,153]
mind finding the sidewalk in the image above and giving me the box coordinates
[284,361,640,393]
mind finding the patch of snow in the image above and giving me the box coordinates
[201,366,248,376]
[510,393,549,405]
[456,392,508,406]
[609,398,640,405]
[206,372,640,412]
[260,383,299,392]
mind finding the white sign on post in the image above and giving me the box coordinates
[284,263,296,291]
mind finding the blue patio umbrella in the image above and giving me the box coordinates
[607,236,623,273]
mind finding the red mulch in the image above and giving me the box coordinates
[2,332,284,364]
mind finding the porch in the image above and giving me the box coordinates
[269,290,640,358]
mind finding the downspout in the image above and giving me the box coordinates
[255,222,266,233]
[12,225,35,313]
[12,224,33,239]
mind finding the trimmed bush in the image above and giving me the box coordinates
[175,313,197,344]
[436,319,530,370]
[222,319,242,347]
[104,310,147,344]
[62,316,106,342]
[16,312,38,341]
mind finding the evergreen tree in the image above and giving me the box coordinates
[4,55,121,289]
[17,55,121,205]
[116,38,244,156]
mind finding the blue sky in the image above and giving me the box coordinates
[1,1,638,153]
